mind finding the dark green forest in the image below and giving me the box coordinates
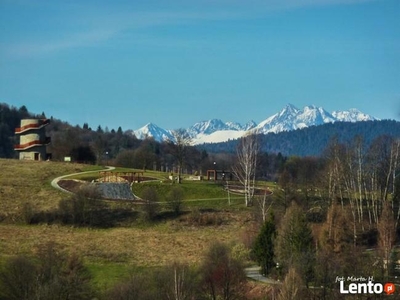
[200,120,400,156]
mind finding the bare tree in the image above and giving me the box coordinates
[255,189,274,222]
[200,242,246,300]
[378,202,396,279]
[278,267,304,300]
[233,133,259,207]
[156,262,199,300]
[169,129,192,183]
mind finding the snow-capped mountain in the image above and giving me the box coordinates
[253,104,337,134]
[187,119,257,136]
[332,108,376,122]
[131,104,377,144]
[133,123,173,141]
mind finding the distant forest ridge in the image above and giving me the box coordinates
[199,120,400,156]
[1,102,399,159]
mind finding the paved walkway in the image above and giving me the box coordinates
[245,266,280,285]
[50,166,115,194]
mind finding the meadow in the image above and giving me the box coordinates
[0,159,255,291]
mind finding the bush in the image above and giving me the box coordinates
[18,202,35,224]
[0,242,94,300]
[106,274,153,300]
[185,208,224,226]
[141,187,160,222]
[57,185,106,227]
[166,186,184,216]
[200,242,246,300]
[0,256,37,300]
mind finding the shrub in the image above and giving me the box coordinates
[57,185,106,227]
[141,186,160,222]
[0,242,94,300]
[19,202,35,224]
[200,242,246,300]
[166,186,184,216]
[0,256,37,300]
[185,209,224,226]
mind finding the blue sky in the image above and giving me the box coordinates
[1,0,399,130]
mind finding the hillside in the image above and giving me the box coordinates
[0,159,101,218]
[0,158,250,268]
[201,120,400,156]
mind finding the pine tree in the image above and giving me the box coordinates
[276,203,315,286]
[253,212,276,276]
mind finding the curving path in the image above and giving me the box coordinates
[245,266,280,285]
[50,166,116,194]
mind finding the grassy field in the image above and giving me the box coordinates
[64,165,249,208]
[0,159,103,218]
[0,159,256,291]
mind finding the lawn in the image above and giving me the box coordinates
[62,165,250,208]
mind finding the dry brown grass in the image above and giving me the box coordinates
[0,216,249,267]
[0,159,98,219]
[0,158,253,268]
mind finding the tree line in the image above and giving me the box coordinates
[249,133,400,299]
[200,120,400,156]
[0,103,286,180]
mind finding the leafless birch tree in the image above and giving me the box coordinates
[378,202,396,279]
[170,129,192,184]
[233,133,259,207]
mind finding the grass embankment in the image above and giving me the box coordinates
[0,159,103,217]
[0,159,254,291]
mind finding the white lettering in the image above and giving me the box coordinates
[374,284,383,294]
[340,281,384,294]
[340,281,349,294]
[358,283,367,293]
[349,283,358,294]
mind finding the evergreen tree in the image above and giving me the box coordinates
[276,202,315,286]
[253,212,276,276]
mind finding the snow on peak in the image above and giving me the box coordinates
[188,119,254,137]
[255,105,366,134]
[332,109,377,122]
[131,104,377,144]
[133,123,173,141]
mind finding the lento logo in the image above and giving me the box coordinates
[384,283,395,295]
[336,277,396,295]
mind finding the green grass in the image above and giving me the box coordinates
[183,197,245,209]
[132,181,228,201]
[87,261,133,292]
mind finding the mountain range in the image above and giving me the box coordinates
[132,104,377,144]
